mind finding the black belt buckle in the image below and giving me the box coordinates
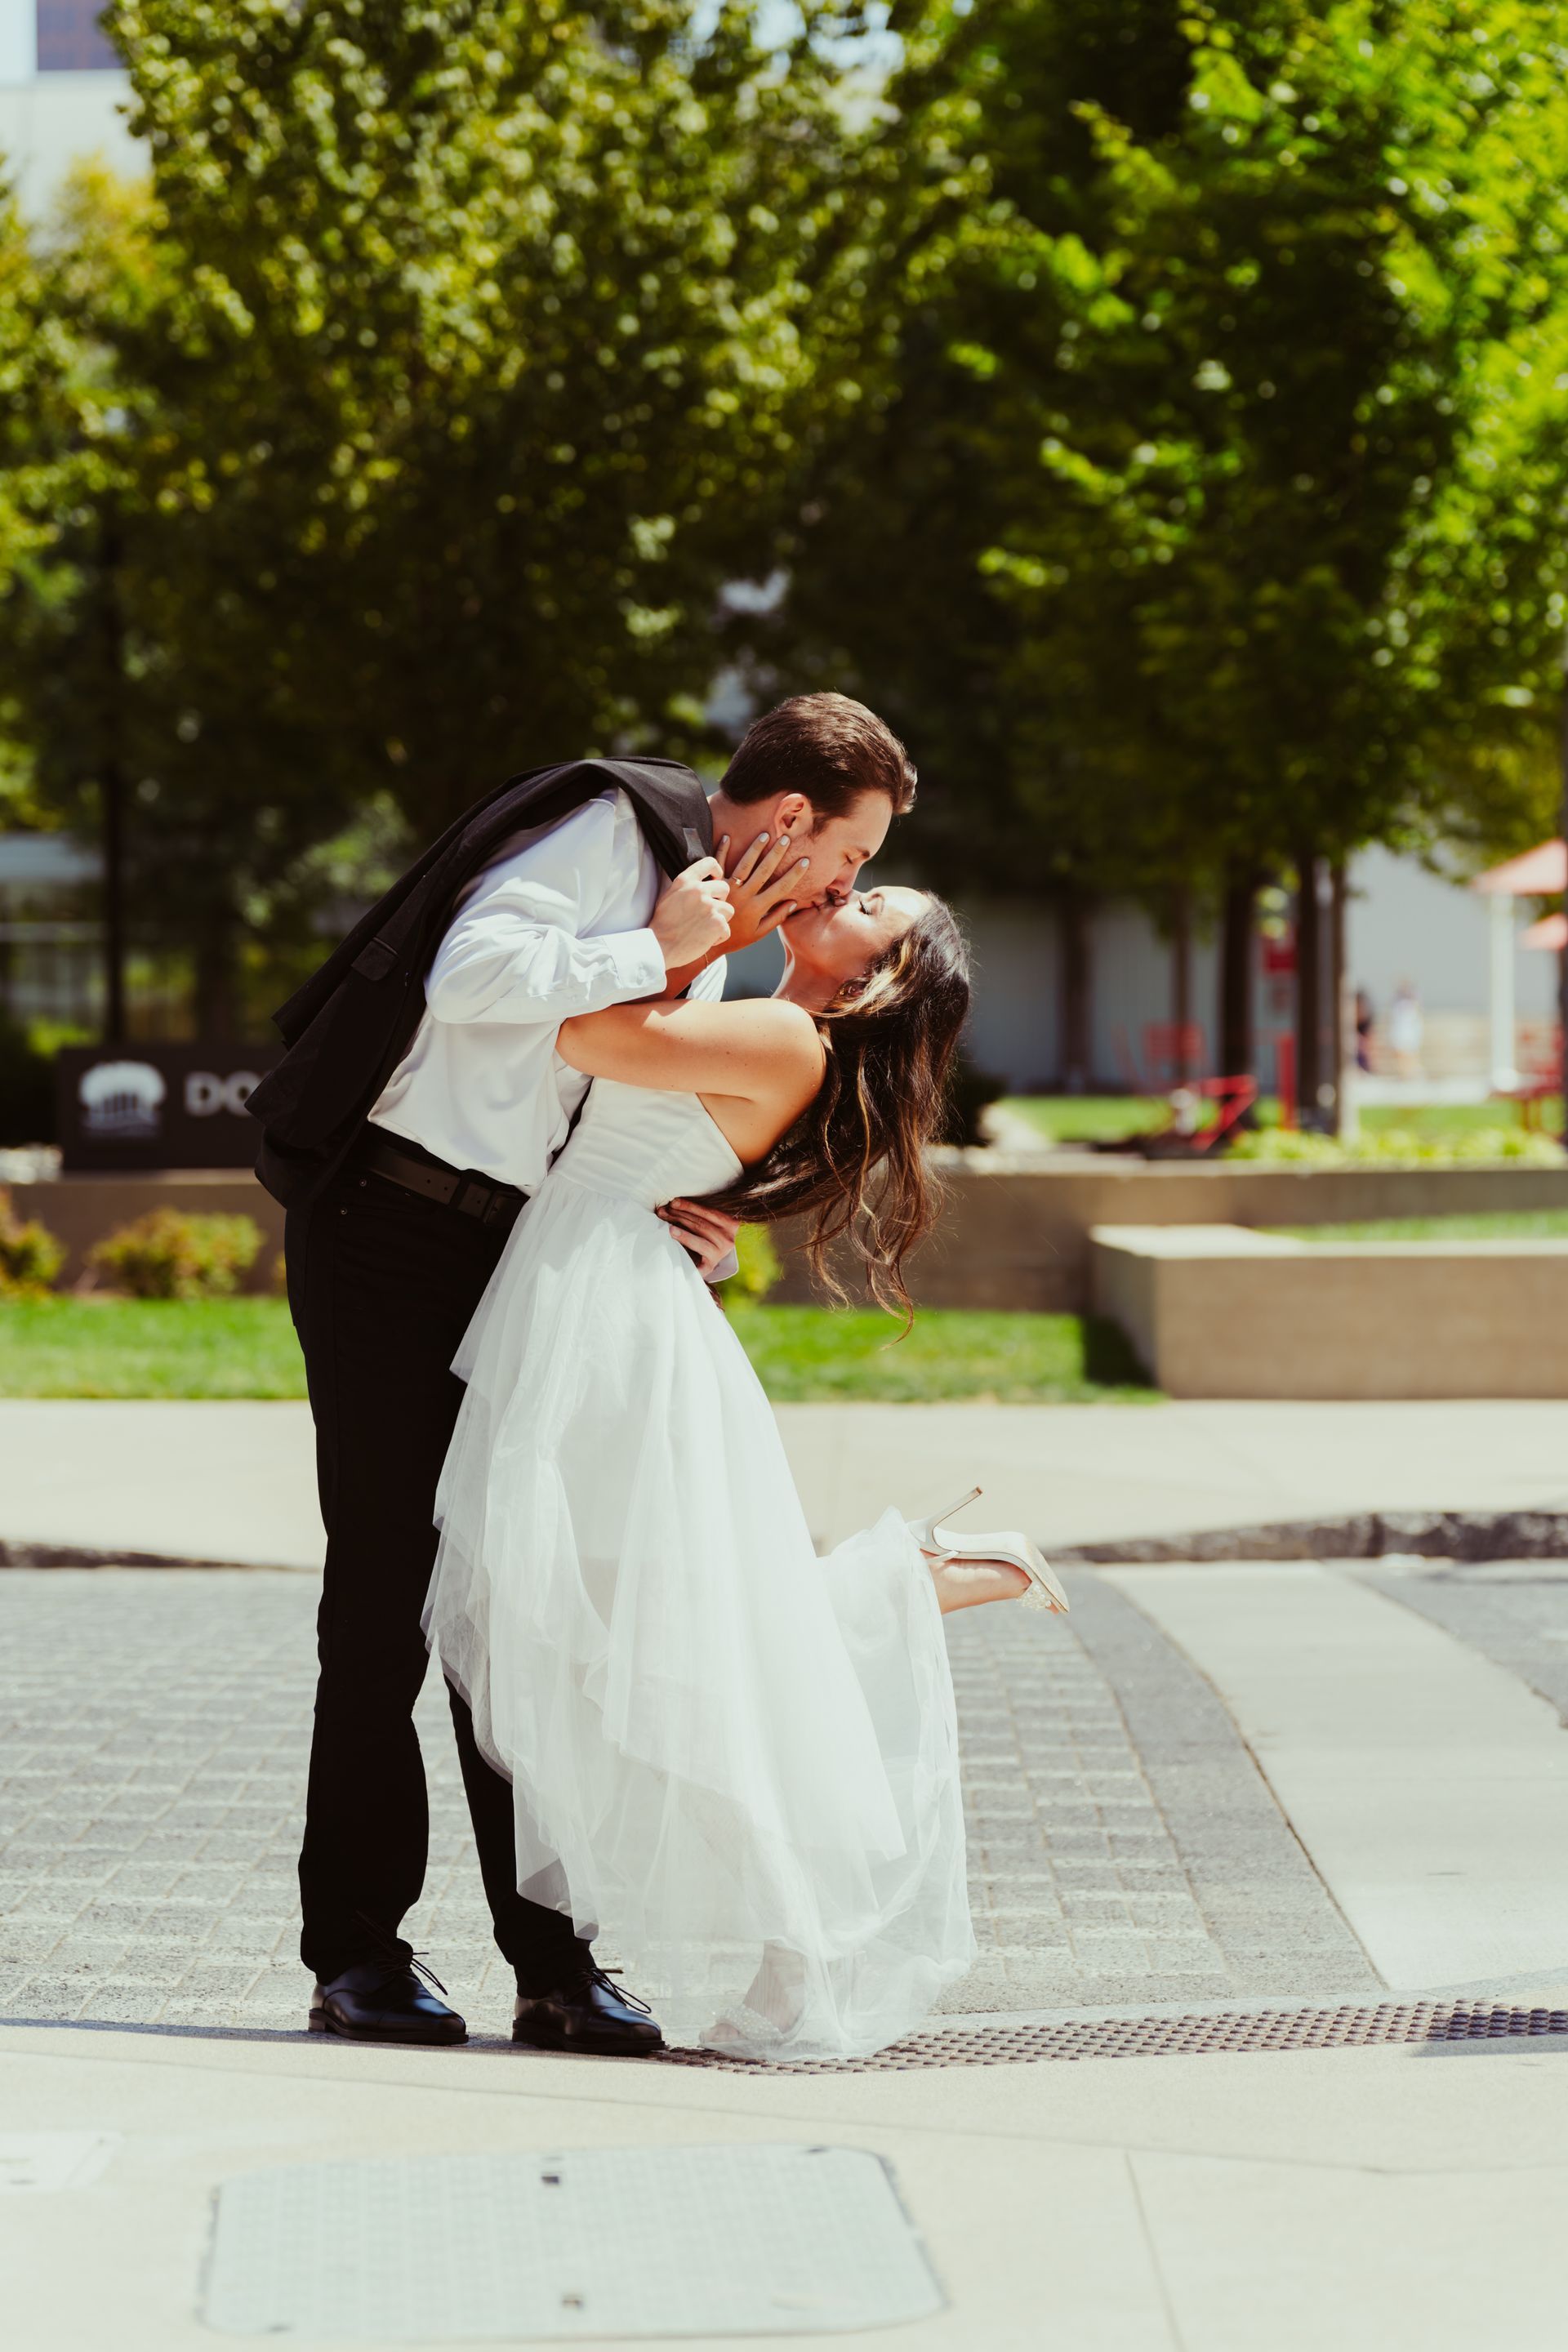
[452,1170,495,1222]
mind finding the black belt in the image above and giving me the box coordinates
[355,1132,527,1227]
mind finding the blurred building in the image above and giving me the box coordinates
[727,845,1561,1098]
[0,0,140,212]
[0,831,102,1035]
[5,819,1556,1089]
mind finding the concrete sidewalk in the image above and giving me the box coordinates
[6,1561,1566,2035]
[7,1396,1568,1566]
[4,2017,1566,2351]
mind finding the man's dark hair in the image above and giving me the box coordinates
[720,693,917,819]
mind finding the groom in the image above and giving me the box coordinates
[249,693,917,2054]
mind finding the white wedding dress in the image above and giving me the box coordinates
[424,1074,976,2060]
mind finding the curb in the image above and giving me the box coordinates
[0,1539,313,1571]
[1055,1509,1568,1565]
[6,1511,1567,1572]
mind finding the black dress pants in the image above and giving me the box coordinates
[287,1160,590,1989]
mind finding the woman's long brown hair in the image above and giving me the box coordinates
[709,898,972,1321]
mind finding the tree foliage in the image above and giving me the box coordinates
[2,1,882,1021]
[5,0,1568,1053]
[758,0,1568,907]
[105,0,879,826]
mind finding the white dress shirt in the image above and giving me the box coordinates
[370,787,725,1194]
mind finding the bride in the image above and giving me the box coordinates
[424,844,1066,2063]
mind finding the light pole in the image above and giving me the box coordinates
[99,501,128,1048]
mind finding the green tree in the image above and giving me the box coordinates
[3,3,884,1032]
[105,0,876,828]
[760,0,1568,1097]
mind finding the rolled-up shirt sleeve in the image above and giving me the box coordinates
[424,797,666,1026]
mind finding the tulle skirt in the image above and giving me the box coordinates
[425,1172,975,2060]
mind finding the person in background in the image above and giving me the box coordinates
[1388,980,1424,1079]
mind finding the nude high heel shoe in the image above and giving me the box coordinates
[908,1486,1070,1615]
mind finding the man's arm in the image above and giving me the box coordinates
[424,798,731,1027]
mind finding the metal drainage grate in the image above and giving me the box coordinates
[204,2143,943,2341]
[660,2002,1568,2074]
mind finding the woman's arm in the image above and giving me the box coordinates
[558,996,823,1108]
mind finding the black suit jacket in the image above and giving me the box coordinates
[247,756,713,1207]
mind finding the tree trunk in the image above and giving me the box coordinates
[100,506,128,1047]
[1171,888,1193,1079]
[1218,869,1257,1088]
[1330,860,1354,1138]
[1060,888,1092,1094]
[1294,848,1323,1127]
[101,755,128,1048]
[194,928,242,1044]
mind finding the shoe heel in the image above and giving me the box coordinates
[909,1486,983,1553]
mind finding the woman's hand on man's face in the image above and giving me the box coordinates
[718,831,813,956]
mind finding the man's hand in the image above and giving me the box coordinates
[650,857,733,971]
[657,1197,742,1279]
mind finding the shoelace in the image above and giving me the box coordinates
[580,1962,654,2020]
[355,1909,452,1999]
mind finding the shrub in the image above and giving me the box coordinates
[0,1189,65,1296]
[1227,1125,1564,1168]
[90,1209,264,1300]
[720,1223,782,1304]
[940,1052,1008,1147]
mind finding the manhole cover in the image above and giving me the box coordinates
[203,2142,942,2341]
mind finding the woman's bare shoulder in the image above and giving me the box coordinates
[717,996,822,1055]
[701,996,825,1097]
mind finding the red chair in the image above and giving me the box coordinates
[1143,1022,1205,1087]
[1182,1075,1259,1152]
[1494,1028,1562,1129]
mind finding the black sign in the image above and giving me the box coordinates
[57,1044,281,1172]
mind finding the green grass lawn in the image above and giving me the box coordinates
[999,1096,1169,1143]
[0,1294,1159,1405]
[1001,1093,1563,1147]
[1353,1100,1564,1140]
[1272,1209,1568,1244]
[0,1298,310,1398]
[726,1302,1156,1402]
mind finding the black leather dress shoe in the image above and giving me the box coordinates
[309,1949,467,2046]
[512,1965,663,2057]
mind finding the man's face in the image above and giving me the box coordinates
[745,788,893,911]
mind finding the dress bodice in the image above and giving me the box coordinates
[549,1077,743,1209]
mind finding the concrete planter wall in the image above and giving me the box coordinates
[7,1152,1568,1313]
[1090,1223,1568,1398]
[770,1152,1568,1312]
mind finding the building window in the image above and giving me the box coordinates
[36,2,118,73]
